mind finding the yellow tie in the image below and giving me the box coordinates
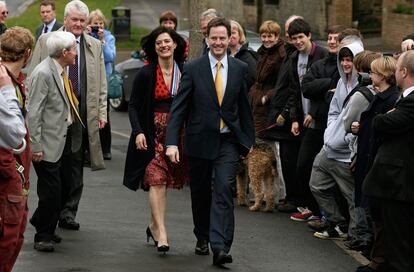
[62,71,85,128]
[215,61,224,129]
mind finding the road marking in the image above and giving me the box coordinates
[112,130,130,139]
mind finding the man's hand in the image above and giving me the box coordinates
[135,133,147,150]
[32,152,43,162]
[351,121,360,134]
[276,114,285,126]
[401,39,414,52]
[303,114,313,128]
[291,121,300,136]
[166,146,180,163]
[98,119,107,129]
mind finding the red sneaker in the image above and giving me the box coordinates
[290,207,318,221]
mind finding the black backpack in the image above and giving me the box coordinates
[343,85,374,109]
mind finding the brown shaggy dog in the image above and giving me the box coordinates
[236,142,278,212]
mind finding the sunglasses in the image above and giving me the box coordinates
[2,11,8,15]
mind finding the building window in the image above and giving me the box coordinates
[265,0,279,6]
[244,0,255,5]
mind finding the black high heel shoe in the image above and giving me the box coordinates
[146,227,158,246]
[157,244,170,255]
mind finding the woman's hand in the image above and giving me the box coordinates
[135,133,147,150]
[291,121,300,136]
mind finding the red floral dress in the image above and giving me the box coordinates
[143,65,188,189]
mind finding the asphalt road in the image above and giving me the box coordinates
[13,111,363,272]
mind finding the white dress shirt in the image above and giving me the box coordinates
[402,85,414,98]
[43,18,57,34]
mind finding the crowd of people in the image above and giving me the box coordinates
[0,1,413,272]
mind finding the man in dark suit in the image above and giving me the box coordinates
[363,50,414,272]
[166,17,255,267]
[35,0,62,40]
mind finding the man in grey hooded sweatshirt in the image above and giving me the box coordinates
[309,37,364,240]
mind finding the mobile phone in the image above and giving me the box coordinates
[91,26,99,33]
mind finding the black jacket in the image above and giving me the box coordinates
[287,43,328,123]
[234,43,258,90]
[363,91,414,202]
[301,53,339,129]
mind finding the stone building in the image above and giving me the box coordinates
[181,0,414,51]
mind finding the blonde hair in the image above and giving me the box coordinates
[371,56,397,85]
[88,9,107,27]
[259,20,281,36]
[230,20,246,44]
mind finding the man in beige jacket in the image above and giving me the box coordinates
[28,0,107,231]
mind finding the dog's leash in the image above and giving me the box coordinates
[255,123,280,134]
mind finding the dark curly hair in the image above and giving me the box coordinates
[141,26,186,64]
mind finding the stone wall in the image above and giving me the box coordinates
[382,0,414,50]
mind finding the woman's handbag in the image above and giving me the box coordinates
[107,70,123,99]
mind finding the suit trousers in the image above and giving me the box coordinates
[60,126,84,221]
[32,127,72,242]
[188,134,238,254]
[381,199,414,272]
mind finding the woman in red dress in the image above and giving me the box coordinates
[123,27,187,254]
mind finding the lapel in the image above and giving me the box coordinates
[199,54,219,106]
[48,57,70,108]
[223,56,234,105]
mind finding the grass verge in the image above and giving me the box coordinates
[8,0,148,49]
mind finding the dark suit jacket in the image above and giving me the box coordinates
[166,54,255,160]
[35,20,63,40]
[363,91,414,203]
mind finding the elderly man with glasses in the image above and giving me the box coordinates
[0,1,7,35]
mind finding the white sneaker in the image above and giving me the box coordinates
[313,225,347,240]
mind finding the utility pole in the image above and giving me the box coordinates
[188,0,208,59]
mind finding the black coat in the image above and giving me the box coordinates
[363,91,414,203]
[301,53,340,129]
[166,54,255,159]
[355,85,399,206]
[123,62,182,191]
[287,43,328,123]
[234,43,257,90]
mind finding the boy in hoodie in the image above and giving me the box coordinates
[309,36,364,240]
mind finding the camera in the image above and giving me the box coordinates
[358,72,372,86]
[91,26,99,33]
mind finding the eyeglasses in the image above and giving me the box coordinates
[1,11,8,16]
